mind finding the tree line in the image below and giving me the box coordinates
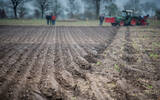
[0,0,160,19]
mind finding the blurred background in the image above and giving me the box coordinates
[0,0,160,25]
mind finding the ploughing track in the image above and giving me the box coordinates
[0,26,118,100]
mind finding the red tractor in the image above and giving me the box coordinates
[105,10,149,26]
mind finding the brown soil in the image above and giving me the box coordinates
[0,25,159,100]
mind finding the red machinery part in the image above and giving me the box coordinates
[144,16,148,20]
[140,19,147,25]
[105,17,115,23]
[131,19,136,26]
[120,21,124,26]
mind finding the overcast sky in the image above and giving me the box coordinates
[1,0,160,9]
[0,0,160,17]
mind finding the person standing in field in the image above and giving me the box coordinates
[49,15,52,25]
[51,15,56,25]
[46,14,50,25]
[99,14,105,26]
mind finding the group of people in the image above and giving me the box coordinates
[45,14,105,26]
[46,14,56,25]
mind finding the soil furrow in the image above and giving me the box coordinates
[0,28,44,78]
[0,44,40,97]
[0,28,48,99]
[4,27,51,100]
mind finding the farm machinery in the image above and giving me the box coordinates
[105,10,149,26]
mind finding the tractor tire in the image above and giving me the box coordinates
[131,19,137,26]
[111,23,117,26]
[120,21,124,26]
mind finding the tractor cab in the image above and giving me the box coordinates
[121,9,135,26]
[122,10,134,17]
[122,10,134,21]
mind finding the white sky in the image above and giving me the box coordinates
[0,0,159,17]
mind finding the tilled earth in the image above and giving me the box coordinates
[0,25,159,100]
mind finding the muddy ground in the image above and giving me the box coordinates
[0,25,159,100]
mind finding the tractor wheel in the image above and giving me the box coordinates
[111,23,117,26]
[120,21,124,26]
[131,19,137,26]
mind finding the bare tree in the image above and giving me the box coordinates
[18,3,27,18]
[84,8,96,20]
[95,0,100,19]
[123,0,141,15]
[105,1,119,16]
[0,9,7,18]
[82,0,99,19]
[35,0,50,18]
[0,1,5,9]
[9,0,27,18]
[156,10,160,19]
[67,0,80,18]
[50,0,63,17]
[83,0,114,19]
[0,1,7,18]
[141,2,157,16]
[34,9,41,18]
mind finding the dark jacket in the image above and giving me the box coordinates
[99,16,104,21]
[46,15,50,20]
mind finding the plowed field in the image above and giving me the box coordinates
[0,25,159,100]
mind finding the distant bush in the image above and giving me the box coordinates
[0,9,7,18]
